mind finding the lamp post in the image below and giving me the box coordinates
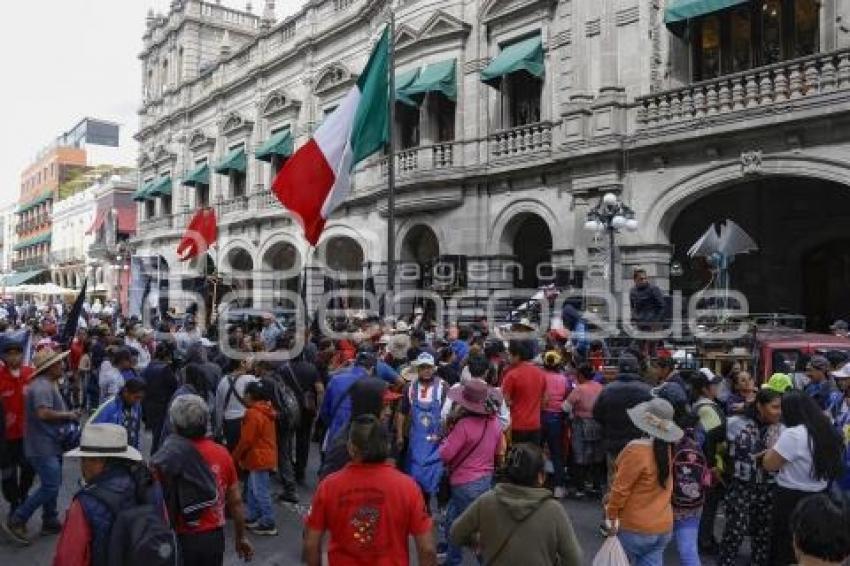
[584,192,639,297]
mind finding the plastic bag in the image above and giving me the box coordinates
[592,535,629,566]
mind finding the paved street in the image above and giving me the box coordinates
[0,435,749,565]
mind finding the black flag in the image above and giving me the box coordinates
[61,278,87,347]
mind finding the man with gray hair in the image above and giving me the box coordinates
[152,395,253,566]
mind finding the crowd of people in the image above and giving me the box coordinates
[0,284,848,565]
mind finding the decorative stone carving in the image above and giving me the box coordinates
[260,89,301,118]
[741,150,763,176]
[188,129,215,152]
[313,63,356,96]
[221,112,254,137]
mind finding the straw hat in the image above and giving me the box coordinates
[626,398,683,443]
[65,423,142,462]
[31,349,70,378]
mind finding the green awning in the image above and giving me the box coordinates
[665,0,748,27]
[215,148,247,175]
[182,163,210,188]
[148,176,173,197]
[17,192,53,214]
[0,269,46,287]
[395,68,420,107]
[255,129,294,163]
[481,35,544,87]
[133,180,155,202]
[13,233,51,251]
[402,59,457,102]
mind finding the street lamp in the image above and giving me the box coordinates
[585,192,639,296]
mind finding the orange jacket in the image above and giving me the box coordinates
[232,401,278,471]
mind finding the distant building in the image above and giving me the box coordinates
[14,118,123,288]
[0,205,17,274]
[50,169,137,303]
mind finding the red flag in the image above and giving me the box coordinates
[177,208,217,261]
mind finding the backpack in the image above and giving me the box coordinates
[672,433,711,509]
[88,470,178,566]
[264,375,301,431]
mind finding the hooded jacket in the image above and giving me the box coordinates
[450,483,582,566]
[232,401,278,471]
[592,373,652,456]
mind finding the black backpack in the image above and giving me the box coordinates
[88,470,179,566]
[265,372,301,431]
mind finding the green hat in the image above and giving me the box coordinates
[762,373,793,393]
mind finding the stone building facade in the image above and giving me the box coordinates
[132,0,850,328]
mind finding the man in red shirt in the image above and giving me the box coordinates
[501,340,547,444]
[0,338,35,514]
[304,414,437,566]
[152,394,253,566]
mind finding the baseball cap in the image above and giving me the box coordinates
[762,373,793,393]
[807,355,830,372]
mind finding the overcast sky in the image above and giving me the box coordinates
[0,0,303,208]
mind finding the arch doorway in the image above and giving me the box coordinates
[401,225,440,290]
[262,241,302,301]
[668,177,850,330]
[224,248,254,307]
[501,213,553,289]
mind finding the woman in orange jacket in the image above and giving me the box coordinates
[232,381,278,536]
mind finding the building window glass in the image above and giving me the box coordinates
[730,9,752,73]
[197,185,210,208]
[509,75,542,127]
[698,15,722,80]
[434,95,456,142]
[145,200,155,219]
[761,0,784,64]
[161,195,172,215]
[794,0,819,57]
[690,0,820,81]
[396,103,420,149]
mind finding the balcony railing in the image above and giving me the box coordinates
[377,140,461,180]
[49,249,85,264]
[489,121,553,159]
[432,142,455,169]
[12,256,48,271]
[16,216,50,234]
[146,215,172,231]
[250,191,282,211]
[635,48,850,129]
[221,195,250,215]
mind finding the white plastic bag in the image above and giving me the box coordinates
[592,535,629,566]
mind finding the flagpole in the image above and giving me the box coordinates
[386,9,397,305]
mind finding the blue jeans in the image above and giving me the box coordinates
[11,455,62,525]
[244,470,274,528]
[618,529,673,566]
[673,515,701,566]
[542,412,564,488]
[441,474,491,565]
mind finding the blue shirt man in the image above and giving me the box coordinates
[319,352,376,447]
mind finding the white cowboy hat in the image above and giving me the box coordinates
[65,423,143,462]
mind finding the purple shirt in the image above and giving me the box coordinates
[438,414,502,486]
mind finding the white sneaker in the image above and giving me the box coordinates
[554,486,566,499]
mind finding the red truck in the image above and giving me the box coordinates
[754,332,850,383]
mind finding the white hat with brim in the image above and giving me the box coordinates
[65,423,143,462]
[626,398,684,444]
[832,362,850,380]
[31,350,70,378]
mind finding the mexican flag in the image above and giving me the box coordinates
[272,26,389,245]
